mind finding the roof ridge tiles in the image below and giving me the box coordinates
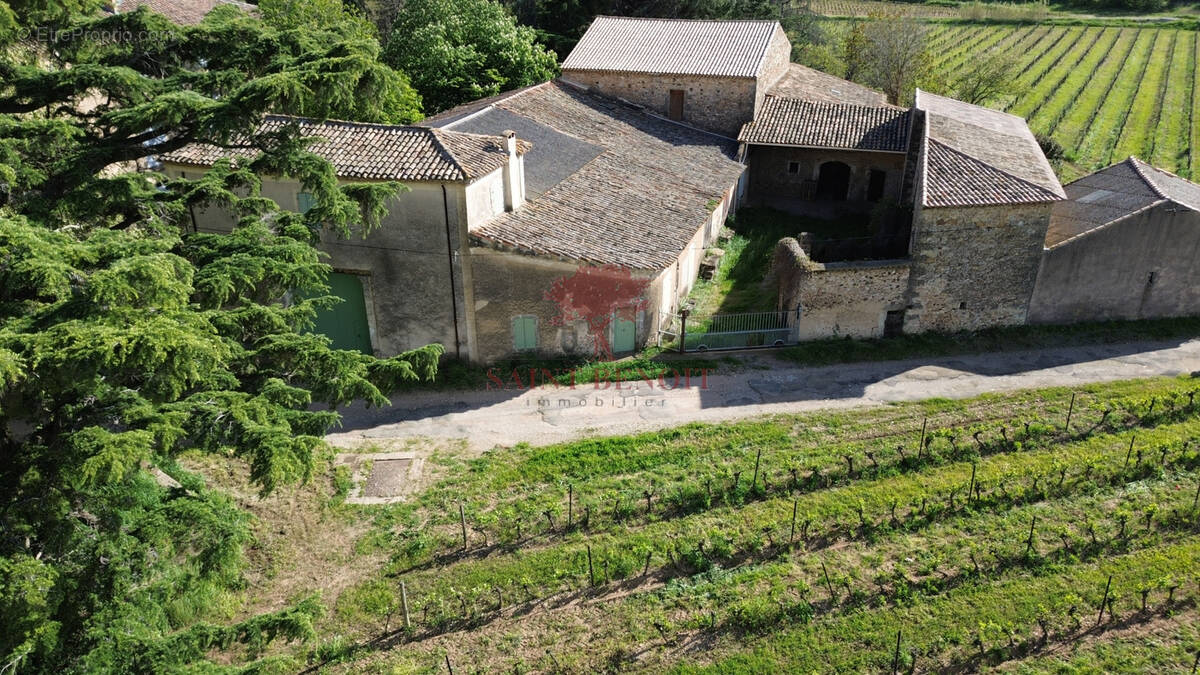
[925,138,1064,207]
[590,14,777,23]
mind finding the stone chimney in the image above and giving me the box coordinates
[502,130,525,211]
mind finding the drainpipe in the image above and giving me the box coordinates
[442,184,462,359]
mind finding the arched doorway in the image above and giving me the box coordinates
[816,161,851,201]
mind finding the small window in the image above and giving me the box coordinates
[787,161,800,174]
[512,315,537,351]
[867,169,887,202]
[883,309,904,338]
[1147,271,1157,285]
[297,191,317,214]
[668,89,685,121]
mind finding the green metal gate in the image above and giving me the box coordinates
[309,272,372,354]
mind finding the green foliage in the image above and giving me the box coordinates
[0,3,440,672]
[382,0,558,113]
[315,377,1200,671]
[503,0,824,58]
[258,0,422,123]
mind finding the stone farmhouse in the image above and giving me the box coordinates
[161,15,1200,362]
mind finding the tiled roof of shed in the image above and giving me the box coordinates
[738,97,910,152]
[561,16,778,78]
[915,89,1065,208]
[1046,157,1200,247]
[432,80,745,269]
[160,115,529,182]
[1133,157,1200,212]
[767,63,888,107]
[113,0,256,25]
[924,139,1064,208]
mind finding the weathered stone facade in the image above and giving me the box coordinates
[469,188,734,364]
[904,202,1053,333]
[1029,202,1200,324]
[166,165,483,359]
[561,24,791,137]
[559,70,758,137]
[774,238,910,339]
[755,25,792,106]
[745,145,906,206]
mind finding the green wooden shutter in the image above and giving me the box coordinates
[297,192,316,214]
[512,316,537,351]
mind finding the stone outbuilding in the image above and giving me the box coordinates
[1029,158,1200,323]
[161,116,534,360]
[739,96,913,214]
[161,14,1197,363]
[772,89,1068,339]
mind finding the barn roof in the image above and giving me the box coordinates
[916,89,1065,208]
[1046,157,1200,247]
[738,96,910,152]
[428,80,745,269]
[160,115,529,183]
[113,0,256,25]
[766,63,888,107]
[924,139,1064,208]
[561,16,779,79]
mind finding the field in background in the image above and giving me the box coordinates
[810,0,1200,19]
[202,377,1200,672]
[927,24,1196,182]
[811,0,964,18]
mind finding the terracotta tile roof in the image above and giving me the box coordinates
[738,96,910,152]
[160,115,529,182]
[1130,156,1200,212]
[1046,157,1200,247]
[767,63,888,106]
[113,0,256,25]
[915,89,1064,208]
[924,139,1064,208]
[433,80,744,269]
[561,16,779,78]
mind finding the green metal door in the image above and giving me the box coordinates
[310,272,372,354]
[613,315,636,354]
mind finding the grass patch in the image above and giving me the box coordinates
[199,375,1200,672]
[687,207,870,316]
[779,316,1200,367]
[400,347,742,391]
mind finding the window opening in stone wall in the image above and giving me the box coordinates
[883,309,905,337]
[787,161,800,174]
[867,169,886,202]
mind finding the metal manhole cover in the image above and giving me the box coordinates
[361,458,413,498]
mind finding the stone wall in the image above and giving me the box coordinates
[904,201,1052,333]
[773,237,911,339]
[560,69,757,137]
[167,164,475,360]
[468,187,736,363]
[1029,203,1200,323]
[755,25,792,113]
[467,249,667,363]
[746,145,906,205]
